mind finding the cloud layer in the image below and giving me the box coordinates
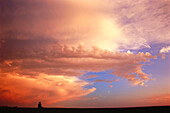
[0,41,158,85]
[0,0,169,50]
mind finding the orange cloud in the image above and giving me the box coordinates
[109,85,113,88]
[0,73,96,107]
[93,79,118,83]
[144,94,170,105]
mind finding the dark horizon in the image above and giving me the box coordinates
[1,104,170,108]
[1,106,170,113]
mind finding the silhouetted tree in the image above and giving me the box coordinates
[38,101,43,109]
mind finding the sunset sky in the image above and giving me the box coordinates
[0,0,170,108]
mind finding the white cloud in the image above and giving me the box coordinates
[160,46,170,53]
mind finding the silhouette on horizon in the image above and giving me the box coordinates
[38,101,43,109]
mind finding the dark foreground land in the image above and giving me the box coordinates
[0,106,170,113]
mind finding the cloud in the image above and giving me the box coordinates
[109,85,113,88]
[0,0,123,51]
[112,0,170,47]
[0,41,158,86]
[81,74,99,79]
[144,93,170,105]
[93,79,119,83]
[160,46,170,53]
[1,0,169,51]
[0,73,96,106]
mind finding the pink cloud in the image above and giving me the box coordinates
[0,44,158,87]
[1,0,169,51]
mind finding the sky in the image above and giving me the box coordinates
[0,0,170,108]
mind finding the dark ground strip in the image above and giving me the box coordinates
[0,106,170,113]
